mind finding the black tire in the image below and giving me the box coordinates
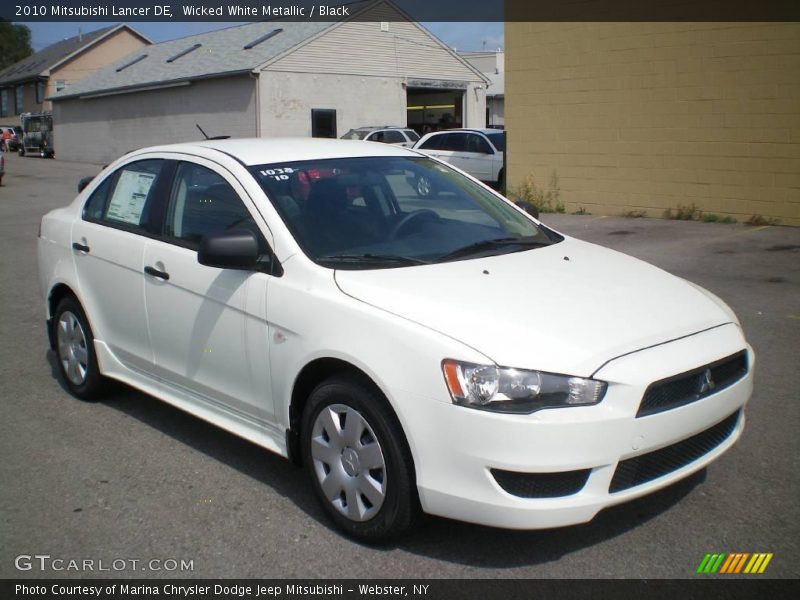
[52,296,107,401]
[18,147,25,157]
[301,374,421,542]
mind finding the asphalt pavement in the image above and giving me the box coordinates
[1,151,798,579]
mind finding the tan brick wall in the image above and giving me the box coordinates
[506,23,800,225]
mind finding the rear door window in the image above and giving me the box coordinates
[83,159,167,234]
[382,130,406,144]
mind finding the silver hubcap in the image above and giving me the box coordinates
[417,177,431,196]
[311,404,387,522]
[56,311,89,386]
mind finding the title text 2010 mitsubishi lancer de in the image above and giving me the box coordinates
[38,139,753,541]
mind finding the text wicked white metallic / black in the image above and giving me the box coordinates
[37,138,753,541]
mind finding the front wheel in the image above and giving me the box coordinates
[301,375,420,542]
[416,175,435,198]
[52,296,107,401]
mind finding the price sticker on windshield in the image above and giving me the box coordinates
[259,167,295,181]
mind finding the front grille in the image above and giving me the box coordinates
[609,410,740,493]
[637,350,748,418]
[491,468,591,498]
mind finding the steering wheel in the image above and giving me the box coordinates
[389,209,441,240]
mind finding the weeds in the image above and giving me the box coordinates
[507,171,565,214]
[701,213,737,224]
[663,203,702,220]
[622,209,647,218]
[745,214,780,226]
[663,203,738,224]
[573,206,590,215]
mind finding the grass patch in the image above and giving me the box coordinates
[701,213,737,224]
[573,206,590,215]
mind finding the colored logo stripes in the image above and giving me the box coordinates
[697,553,773,574]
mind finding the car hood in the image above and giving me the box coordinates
[333,237,732,377]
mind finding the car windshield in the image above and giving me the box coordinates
[486,132,505,152]
[249,156,560,269]
[340,129,371,140]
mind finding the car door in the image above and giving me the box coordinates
[142,158,275,423]
[464,133,495,183]
[71,158,170,372]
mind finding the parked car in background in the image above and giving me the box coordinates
[19,112,55,158]
[0,125,22,151]
[341,126,420,147]
[38,138,753,542]
[413,128,505,195]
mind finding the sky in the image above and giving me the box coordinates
[25,21,504,54]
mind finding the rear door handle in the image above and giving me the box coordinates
[72,242,90,253]
[144,266,170,281]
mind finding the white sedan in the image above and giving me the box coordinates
[38,138,753,541]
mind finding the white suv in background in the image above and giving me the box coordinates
[413,128,505,193]
[341,126,420,147]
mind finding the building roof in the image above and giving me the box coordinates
[49,20,338,101]
[50,0,488,101]
[0,25,148,87]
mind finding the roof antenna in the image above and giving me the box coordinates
[196,123,230,140]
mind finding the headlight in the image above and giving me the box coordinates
[442,359,607,414]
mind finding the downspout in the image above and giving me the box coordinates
[250,70,261,137]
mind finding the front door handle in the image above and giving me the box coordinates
[72,242,90,253]
[144,266,170,281]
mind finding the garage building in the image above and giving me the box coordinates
[50,0,488,164]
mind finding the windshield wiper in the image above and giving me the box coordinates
[319,253,430,266]
[437,236,551,262]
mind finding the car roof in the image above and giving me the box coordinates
[352,126,409,132]
[130,137,418,166]
[426,128,503,135]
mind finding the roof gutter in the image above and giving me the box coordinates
[48,69,252,101]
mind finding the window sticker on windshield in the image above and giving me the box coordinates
[259,167,295,181]
[106,170,156,225]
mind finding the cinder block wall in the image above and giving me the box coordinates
[506,23,800,225]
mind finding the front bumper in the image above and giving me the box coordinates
[404,323,753,529]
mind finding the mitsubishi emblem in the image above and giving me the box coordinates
[699,369,716,394]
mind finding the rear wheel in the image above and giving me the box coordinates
[52,296,107,401]
[301,374,420,542]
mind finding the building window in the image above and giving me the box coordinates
[55,80,67,92]
[0,89,8,117]
[35,81,45,104]
[15,86,24,114]
[311,109,336,138]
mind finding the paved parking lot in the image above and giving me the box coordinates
[1,152,798,579]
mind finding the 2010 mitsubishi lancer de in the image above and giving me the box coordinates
[38,138,753,541]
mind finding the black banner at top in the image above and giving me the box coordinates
[3,0,800,23]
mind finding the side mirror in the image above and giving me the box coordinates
[198,229,259,270]
[78,176,95,193]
